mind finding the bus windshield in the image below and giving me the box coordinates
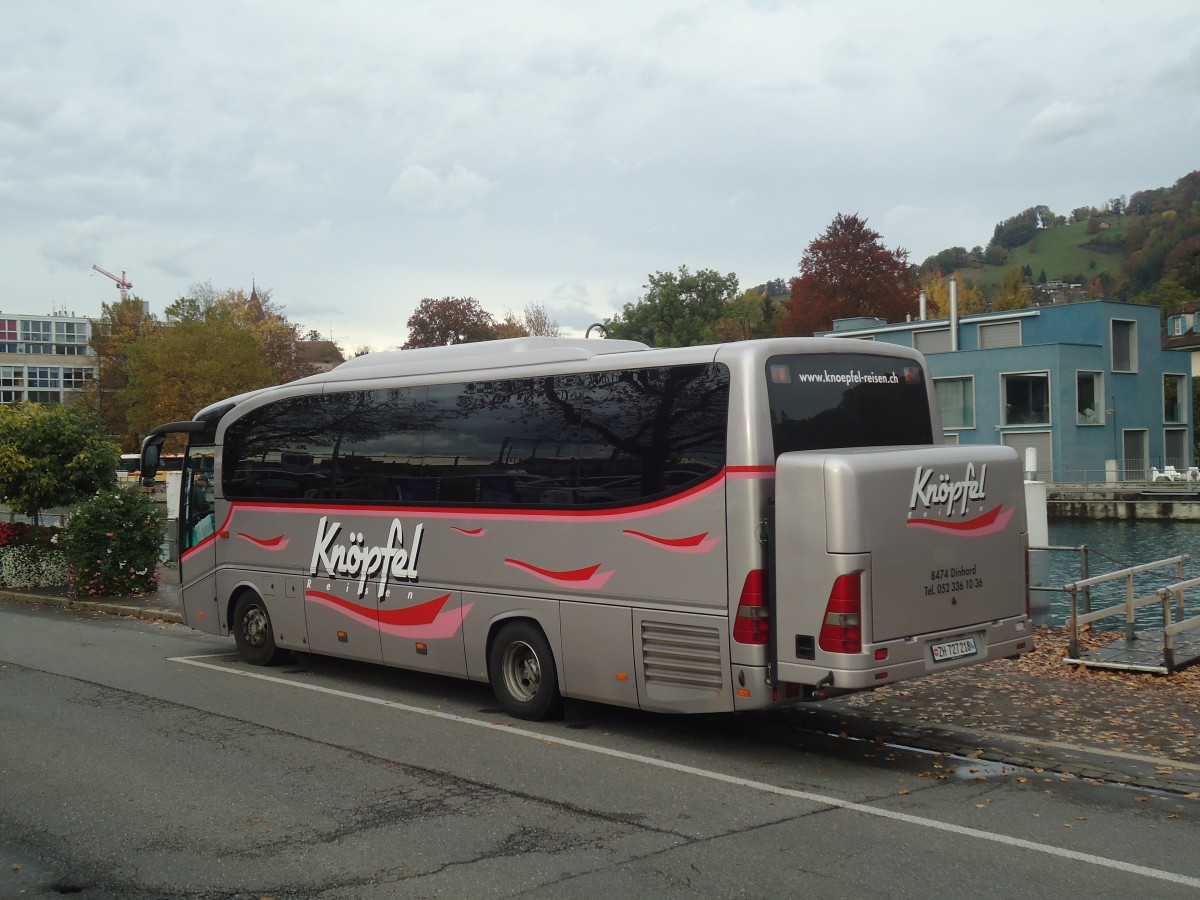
[766,352,933,455]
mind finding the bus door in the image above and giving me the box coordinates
[178,446,219,629]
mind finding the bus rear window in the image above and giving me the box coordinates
[766,353,933,455]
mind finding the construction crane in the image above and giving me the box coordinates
[91,264,133,299]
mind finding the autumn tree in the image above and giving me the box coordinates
[0,403,119,525]
[606,266,740,347]
[124,320,275,441]
[993,267,1033,311]
[783,214,918,336]
[165,282,311,383]
[403,296,498,348]
[494,303,563,339]
[80,296,159,449]
[918,270,986,318]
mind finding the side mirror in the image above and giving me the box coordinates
[140,440,162,485]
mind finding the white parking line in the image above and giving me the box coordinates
[169,654,1200,890]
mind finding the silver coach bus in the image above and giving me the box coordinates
[141,337,1031,720]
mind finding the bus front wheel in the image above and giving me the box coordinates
[232,594,288,666]
[488,622,563,721]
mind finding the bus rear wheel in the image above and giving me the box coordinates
[488,622,563,721]
[232,594,288,666]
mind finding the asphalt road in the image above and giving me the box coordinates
[2,601,1199,899]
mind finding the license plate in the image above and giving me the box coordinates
[931,636,977,663]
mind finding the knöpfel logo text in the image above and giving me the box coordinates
[309,516,422,597]
[909,463,987,517]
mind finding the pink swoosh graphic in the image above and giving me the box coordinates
[623,530,720,554]
[504,559,614,589]
[907,504,1014,537]
[451,527,486,537]
[237,532,290,551]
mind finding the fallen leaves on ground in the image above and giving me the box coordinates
[844,626,1200,763]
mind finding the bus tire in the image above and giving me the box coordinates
[488,621,563,721]
[232,593,288,666]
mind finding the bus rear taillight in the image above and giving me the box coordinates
[733,569,770,645]
[818,572,862,654]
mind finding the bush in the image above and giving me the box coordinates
[62,488,164,597]
[0,523,67,590]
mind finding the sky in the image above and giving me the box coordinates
[3,2,1198,353]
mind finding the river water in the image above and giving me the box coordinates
[1036,518,1200,628]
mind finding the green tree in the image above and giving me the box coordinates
[0,403,119,525]
[403,296,498,348]
[1168,237,1200,295]
[166,282,311,383]
[713,287,784,341]
[62,487,164,597]
[606,266,739,347]
[783,214,917,336]
[124,320,274,441]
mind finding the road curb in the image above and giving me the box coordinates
[0,588,183,624]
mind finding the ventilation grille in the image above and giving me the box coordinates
[640,621,723,690]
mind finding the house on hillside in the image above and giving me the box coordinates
[1162,301,1200,377]
[296,339,345,374]
[821,300,1192,483]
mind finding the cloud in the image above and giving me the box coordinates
[1013,100,1108,155]
[388,164,495,211]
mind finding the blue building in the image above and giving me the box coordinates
[822,300,1192,484]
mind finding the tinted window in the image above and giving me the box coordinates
[766,353,933,455]
[223,364,729,507]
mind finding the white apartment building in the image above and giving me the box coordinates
[0,313,96,404]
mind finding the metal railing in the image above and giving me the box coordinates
[1029,544,1091,613]
[1062,554,1200,673]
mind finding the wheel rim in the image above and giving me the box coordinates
[242,605,269,649]
[501,641,541,703]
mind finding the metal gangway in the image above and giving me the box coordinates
[1055,553,1200,674]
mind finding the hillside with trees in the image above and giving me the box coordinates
[919,170,1200,315]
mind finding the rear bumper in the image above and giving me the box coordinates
[773,615,1032,692]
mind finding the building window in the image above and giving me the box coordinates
[935,376,975,428]
[1076,371,1104,425]
[26,367,60,389]
[1164,374,1187,424]
[1002,372,1050,426]
[0,319,16,353]
[54,321,89,356]
[1111,319,1137,372]
[0,365,22,404]
[62,367,92,390]
[19,320,53,355]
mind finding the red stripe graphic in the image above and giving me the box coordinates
[237,532,290,550]
[451,527,486,536]
[623,530,709,547]
[504,559,614,589]
[907,504,1013,536]
[621,529,721,554]
[305,590,450,626]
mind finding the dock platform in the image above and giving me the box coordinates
[1064,627,1200,674]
